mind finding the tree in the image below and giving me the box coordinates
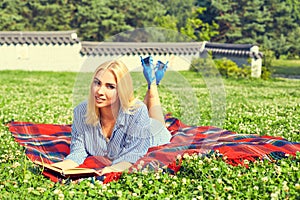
[72,0,166,41]
[114,0,165,28]
[286,27,300,58]
[22,0,73,31]
[71,0,115,41]
[158,0,195,30]
[196,0,300,59]
[237,0,268,44]
[180,7,219,41]
[0,0,27,30]
[286,0,300,25]
[154,15,178,31]
[209,0,242,43]
[263,0,298,58]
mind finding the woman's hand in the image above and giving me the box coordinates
[99,166,120,175]
[99,161,132,175]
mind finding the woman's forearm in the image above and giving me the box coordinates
[99,161,132,175]
[110,161,132,171]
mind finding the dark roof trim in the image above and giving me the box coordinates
[205,42,263,58]
[0,30,80,45]
[205,42,254,50]
[205,48,263,58]
[80,41,203,56]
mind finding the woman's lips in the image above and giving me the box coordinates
[95,96,105,102]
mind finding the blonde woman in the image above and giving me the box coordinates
[52,58,171,175]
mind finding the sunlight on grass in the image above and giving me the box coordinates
[272,59,300,75]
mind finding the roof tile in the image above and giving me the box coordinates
[0,30,80,45]
[0,31,263,58]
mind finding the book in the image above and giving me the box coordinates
[33,160,101,179]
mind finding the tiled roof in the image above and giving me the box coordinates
[205,42,254,50]
[80,41,263,58]
[205,42,263,58]
[0,30,80,45]
[0,31,263,58]
[80,41,203,56]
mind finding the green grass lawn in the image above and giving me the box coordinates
[0,70,299,199]
[271,59,300,76]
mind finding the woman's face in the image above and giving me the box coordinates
[93,70,119,108]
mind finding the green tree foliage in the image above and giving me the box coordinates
[71,0,166,41]
[287,27,300,58]
[263,0,298,58]
[0,0,27,30]
[203,0,269,44]
[158,0,218,41]
[197,0,300,58]
[285,0,300,24]
[154,15,178,31]
[180,7,219,41]
[115,0,165,28]
[208,0,242,43]
[238,0,269,44]
[22,0,73,31]
[158,0,195,30]
[71,0,121,41]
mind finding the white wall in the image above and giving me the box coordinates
[79,54,197,73]
[0,43,82,71]
[0,43,259,78]
[0,43,198,72]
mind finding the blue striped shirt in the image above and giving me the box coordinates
[65,100,155,165]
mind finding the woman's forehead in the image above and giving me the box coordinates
[95,69,116,83]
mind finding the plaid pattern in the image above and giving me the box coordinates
[7,115,300,183]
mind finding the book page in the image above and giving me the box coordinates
[33,160,63,172]
[33,160,100,177]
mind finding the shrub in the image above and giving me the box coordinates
[189,54,214,73]
[261,66,272,80]
[190,56,251,78]
[214,58,251,78]
[260,48,274,80]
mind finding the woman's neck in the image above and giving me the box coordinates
[99,102,120,124]
[99,104,120,139]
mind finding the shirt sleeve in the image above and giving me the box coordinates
[112,103,153,165]
[64,103,88,165]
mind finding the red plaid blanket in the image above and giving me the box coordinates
[7,115,300,183]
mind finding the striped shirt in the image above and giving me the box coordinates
[65,100,155,165]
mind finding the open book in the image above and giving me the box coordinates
[33,160,101,179]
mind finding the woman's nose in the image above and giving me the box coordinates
[97,85,105,95]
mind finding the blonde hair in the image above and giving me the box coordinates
[85,60,137,126]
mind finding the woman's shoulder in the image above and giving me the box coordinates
[130,100,150,120]
[74,101,88,114]
[129,99,147,113]
[134,99,145,107]
[121,99,147,118]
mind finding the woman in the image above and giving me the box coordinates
[52,57,171,175]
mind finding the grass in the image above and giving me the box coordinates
[271,59,300,76]
[0,70,299,199]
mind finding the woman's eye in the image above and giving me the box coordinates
[93,80,101,86]
[107,85,116,89]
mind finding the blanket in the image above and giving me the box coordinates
[7,115,300,183]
